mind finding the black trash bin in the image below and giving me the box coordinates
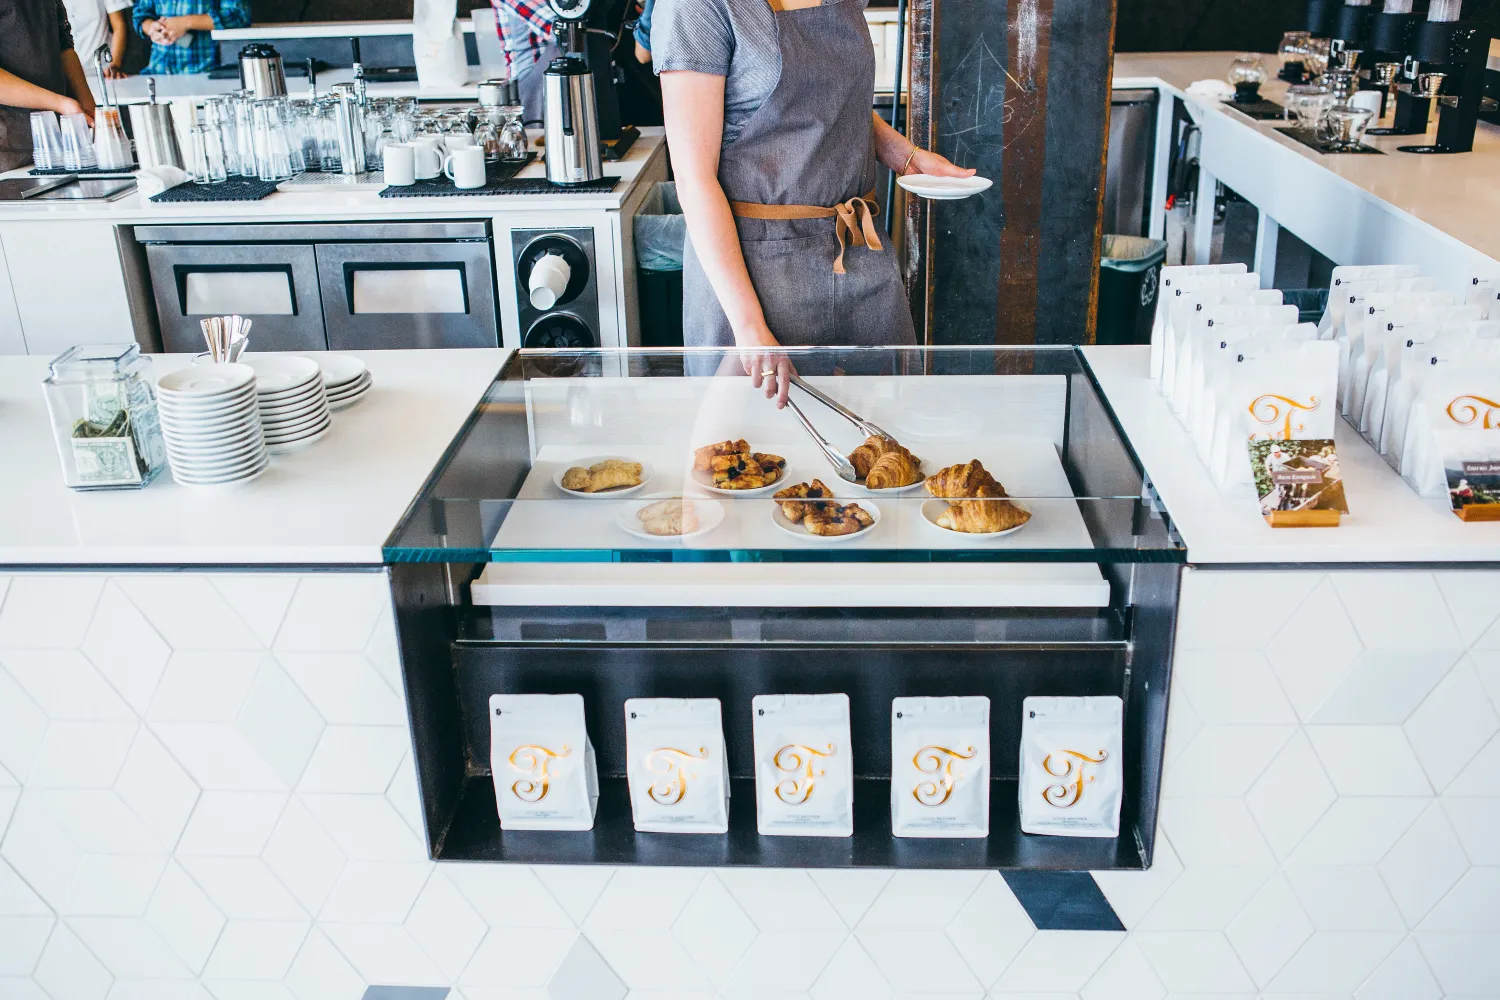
[633,182,686,348]
[1095,234,1168,345]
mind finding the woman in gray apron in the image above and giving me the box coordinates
[652,0,972,404]
[0,0,97,172]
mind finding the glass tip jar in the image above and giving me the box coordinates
[42,344,168,490]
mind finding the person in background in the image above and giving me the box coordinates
[133,0,249,75]
[0,0,97,171]
[632,0,652,64]
[63,0,133,78]
[490,0,559,123]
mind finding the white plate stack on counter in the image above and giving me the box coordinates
[156,364,269,487]
[1148,261,1500,497]
[320,355,372,409]
[243,355,332,454]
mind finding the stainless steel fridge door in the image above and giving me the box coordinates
[315,241,499,350]
[144,242,327,353]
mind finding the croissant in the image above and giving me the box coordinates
[774,479,832,522]
[804,502,875,536]
[865,447,922,489]
[694,439,751,471]
[937,498,1031,533]
[925,460,1008,499]
[561,459,643,493]
[848,435,894,478]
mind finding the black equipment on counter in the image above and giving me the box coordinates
[1394,11,1492,154]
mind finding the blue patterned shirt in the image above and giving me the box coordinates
[132,0,249,75]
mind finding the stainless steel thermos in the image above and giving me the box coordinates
[543,55,603,185]
[238,43,288,99]
[126,76,184,170]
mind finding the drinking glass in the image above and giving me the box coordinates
[92,107,133,170]
[30,111,65,170]
[188,124,227,183]
[58,113,97,170]
[497,106,529,161]
[1284,85,1334,131]
[251,100,293,181]
[274,99,306,174]
[233,96,258,178]
[202,98,239,174]
[1316,104,1375,151]
[316,98,343,172]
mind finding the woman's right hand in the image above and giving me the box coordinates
[736,323,794,409]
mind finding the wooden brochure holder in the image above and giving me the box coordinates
[1456,505,1500,522]
[1265,509,1342,528]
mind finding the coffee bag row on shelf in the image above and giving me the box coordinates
[489,693,1124,840]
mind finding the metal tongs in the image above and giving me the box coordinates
[782,373,894,485]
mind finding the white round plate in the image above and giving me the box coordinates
[158,364,255,396]
[262,411,330,438]
[243,355,323,394]
[770,498,881,542]
[172,460,269,488]
[160,410,260,433]
[256,380,324,406]
[267,424,330,453]
[327,390,370,411]
[264,415,331,443]
[169,448,267,477]
[553,456,652,498]
[614,493,725,541]
[318,355,368,388]
[919,497,1031,538]
[896,174,994,200]
[156,386,256,414]
[260,399,329,424]
[260,405,326,429]
[690,465,789,496]
[161,421,262,446]
[164,437,263,463]
[326,380,371,401]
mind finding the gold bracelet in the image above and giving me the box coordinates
[900,146,919,175]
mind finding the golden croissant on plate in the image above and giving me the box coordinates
[561,459,643,493]
[924,459,1008,499]
[849,435,922,488]
[804,502,875,536]
[773,479,833,523]
[936,498,1031,534]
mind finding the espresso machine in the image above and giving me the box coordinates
[1390,0,1491,153]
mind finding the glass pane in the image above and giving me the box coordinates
[384,346,1183,566]
[184,271,294,315]
[351,268,466,314]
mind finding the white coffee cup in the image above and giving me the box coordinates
[443,133,476,152]
[383,143,416,186]
[444,145,486,189]
[413,137,444,180]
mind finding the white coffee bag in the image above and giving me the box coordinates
[490,693,599,831]
[1019,696,1123,838]
[624,698,729,834]
[890,696,991,838]
[752,693,854,837]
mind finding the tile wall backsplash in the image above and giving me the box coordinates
[0,567,1498,999]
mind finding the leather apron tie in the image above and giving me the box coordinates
[729,191,884,274]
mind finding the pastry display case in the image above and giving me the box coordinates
[386,346,1184,871]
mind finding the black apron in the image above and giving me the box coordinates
[681,0,917,349]
[0,0,71,171]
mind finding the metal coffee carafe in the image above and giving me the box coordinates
[543,54,602,185]
[126,77,184,170]
[238,43,287,99]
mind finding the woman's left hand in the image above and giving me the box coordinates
[904,148,975,178]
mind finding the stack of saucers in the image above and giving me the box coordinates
[156,364,269,487]
[319,355,372,409]
[244,355,332,453]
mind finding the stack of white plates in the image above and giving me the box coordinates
[157,364,268,487]
[243,355,332,453]
[320,355,372,409]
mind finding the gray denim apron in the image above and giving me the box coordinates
[681,0,917,349]
[0,0,71,171]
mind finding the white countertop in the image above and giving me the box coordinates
[0,131,665,221]
[1114,51,1500,273]
[1083,345,1500,565]
[0,349,508,566]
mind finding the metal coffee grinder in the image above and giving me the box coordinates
[1392,0,1491,153]
[543,0,604,185]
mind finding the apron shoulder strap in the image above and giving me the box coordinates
[766,0,824,11]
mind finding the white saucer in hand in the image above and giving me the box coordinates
[897,175,993,200]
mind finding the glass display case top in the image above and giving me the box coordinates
[384,347,1183,564]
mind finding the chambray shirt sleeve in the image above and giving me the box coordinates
[210,0,251,31]
[633,0,653,53]
[132,0,155,35]
[651,0,732,76]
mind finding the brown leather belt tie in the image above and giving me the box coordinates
[729,190,882,275]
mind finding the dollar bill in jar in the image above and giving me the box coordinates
[72,435,143,486]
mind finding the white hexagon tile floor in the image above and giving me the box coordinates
[0,567,1499,999]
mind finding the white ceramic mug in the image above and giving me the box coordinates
[413,137,444,180]
[443,133,476,152]
[444,145,486,189]
[383,142,416,185]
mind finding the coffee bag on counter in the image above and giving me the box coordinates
[752,693,854,837]
[890,696,990,838]
[624,698,729,834]
[490,693,599,831]
[1019,696,1123,838]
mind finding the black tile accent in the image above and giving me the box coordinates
[361,988,449,1000]
[1002,870,1126,931]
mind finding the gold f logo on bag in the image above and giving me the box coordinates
[912,745,976,807]
[1446,395,1500,429]
[1248,394,1319,439]
[645,746,708,805]
[773,743,835,805]
[1040,748,1108,809]
[508,744,570,802]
